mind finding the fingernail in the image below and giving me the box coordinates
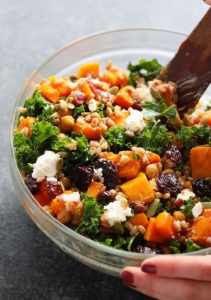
[141,264,157,274]
[120,271,136,288]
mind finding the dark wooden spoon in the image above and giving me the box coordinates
[159,8,211,116]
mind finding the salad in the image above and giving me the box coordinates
[14,59,211,254]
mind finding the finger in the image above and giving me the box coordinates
[204,0,211,5]
[141,255,211,281]
[120,267,211,300]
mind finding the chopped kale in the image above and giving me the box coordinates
[181,197,197,217]
[104,126,130,153]
[185,240,202,253]
[13,121,59,173]
[127,59,163,86]
[168,239,181,254]
[13,132,39,173]
[132,121,172,156]
[51,135,76,152]
[97,103,106,118]
[95,233,127,250]
[30,121,59,152]
[142,98,177,120]
[76,193,103,235]
[72,104,85,118]
[62,133,96,176]
[168,239,202,254]
[21,90,53,122]
[176,124,211,150]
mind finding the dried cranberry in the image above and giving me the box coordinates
[175,198,184,207]
[157,173,182,197]
[132,102,142,111]
[192,178,211,198]
[24,176,39,194]
[69,165,93,191]
[45,180,63,199]
[94,159,118,189]
[72,94,85,106]
[97,190,115,203]
[165,144,182,163]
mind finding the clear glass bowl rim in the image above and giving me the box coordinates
[9,27,211,261]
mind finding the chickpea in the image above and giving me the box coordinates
[145,163,159,179]
[60,115,75,133]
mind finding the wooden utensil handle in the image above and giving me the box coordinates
[160,8,211,115]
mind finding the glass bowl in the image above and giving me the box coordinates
[9,29,211,277]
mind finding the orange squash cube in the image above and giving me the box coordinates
[120,172,155,203]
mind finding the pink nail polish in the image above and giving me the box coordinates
[120,271,136,288]
[141,264,157,274]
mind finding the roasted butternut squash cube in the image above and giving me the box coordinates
[190,146,211,178]
[120,172,155,203]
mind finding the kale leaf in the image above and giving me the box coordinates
[127,59,163,86]
[13,132,39,173]
[142,98,177,120]
[104,126,130,153]
[72,104,85,119]
[100,236,127,249]
[51,135,76,152]
[185,240,202,253]
[96,103,106,118]
[76,193,103,235]
[181,197,197,217]
[62,133,96,176]
[132,121,172,156]
[30,121,59,152]
[21,90,53,122]
[168,239,202,253]
[168,239,181,254]
[13,121,59,173]
[176,124,211,150]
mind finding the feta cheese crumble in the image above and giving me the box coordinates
[103,194,132,226]
[93,168,104,183]
[192,202,203,218]
[136,86,154,102]
[32,151,60,179]
[125,109,146,132]
[57,192,81,211]
[176,189,195,202]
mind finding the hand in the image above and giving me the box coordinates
[204,0,211,4]
[120,255,211,300]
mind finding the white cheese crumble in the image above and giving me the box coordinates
[103,195,132,226]
[192,202,203,218]
[32,151,60,179]
[88,99,98,112]
[57,192,80,211]
[93,168,104,183]
[136,86,154,102]
[176,189,195,202]
[46,177,58,182]
[125,109,146,132]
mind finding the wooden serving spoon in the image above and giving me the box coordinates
[159,8,211,115]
